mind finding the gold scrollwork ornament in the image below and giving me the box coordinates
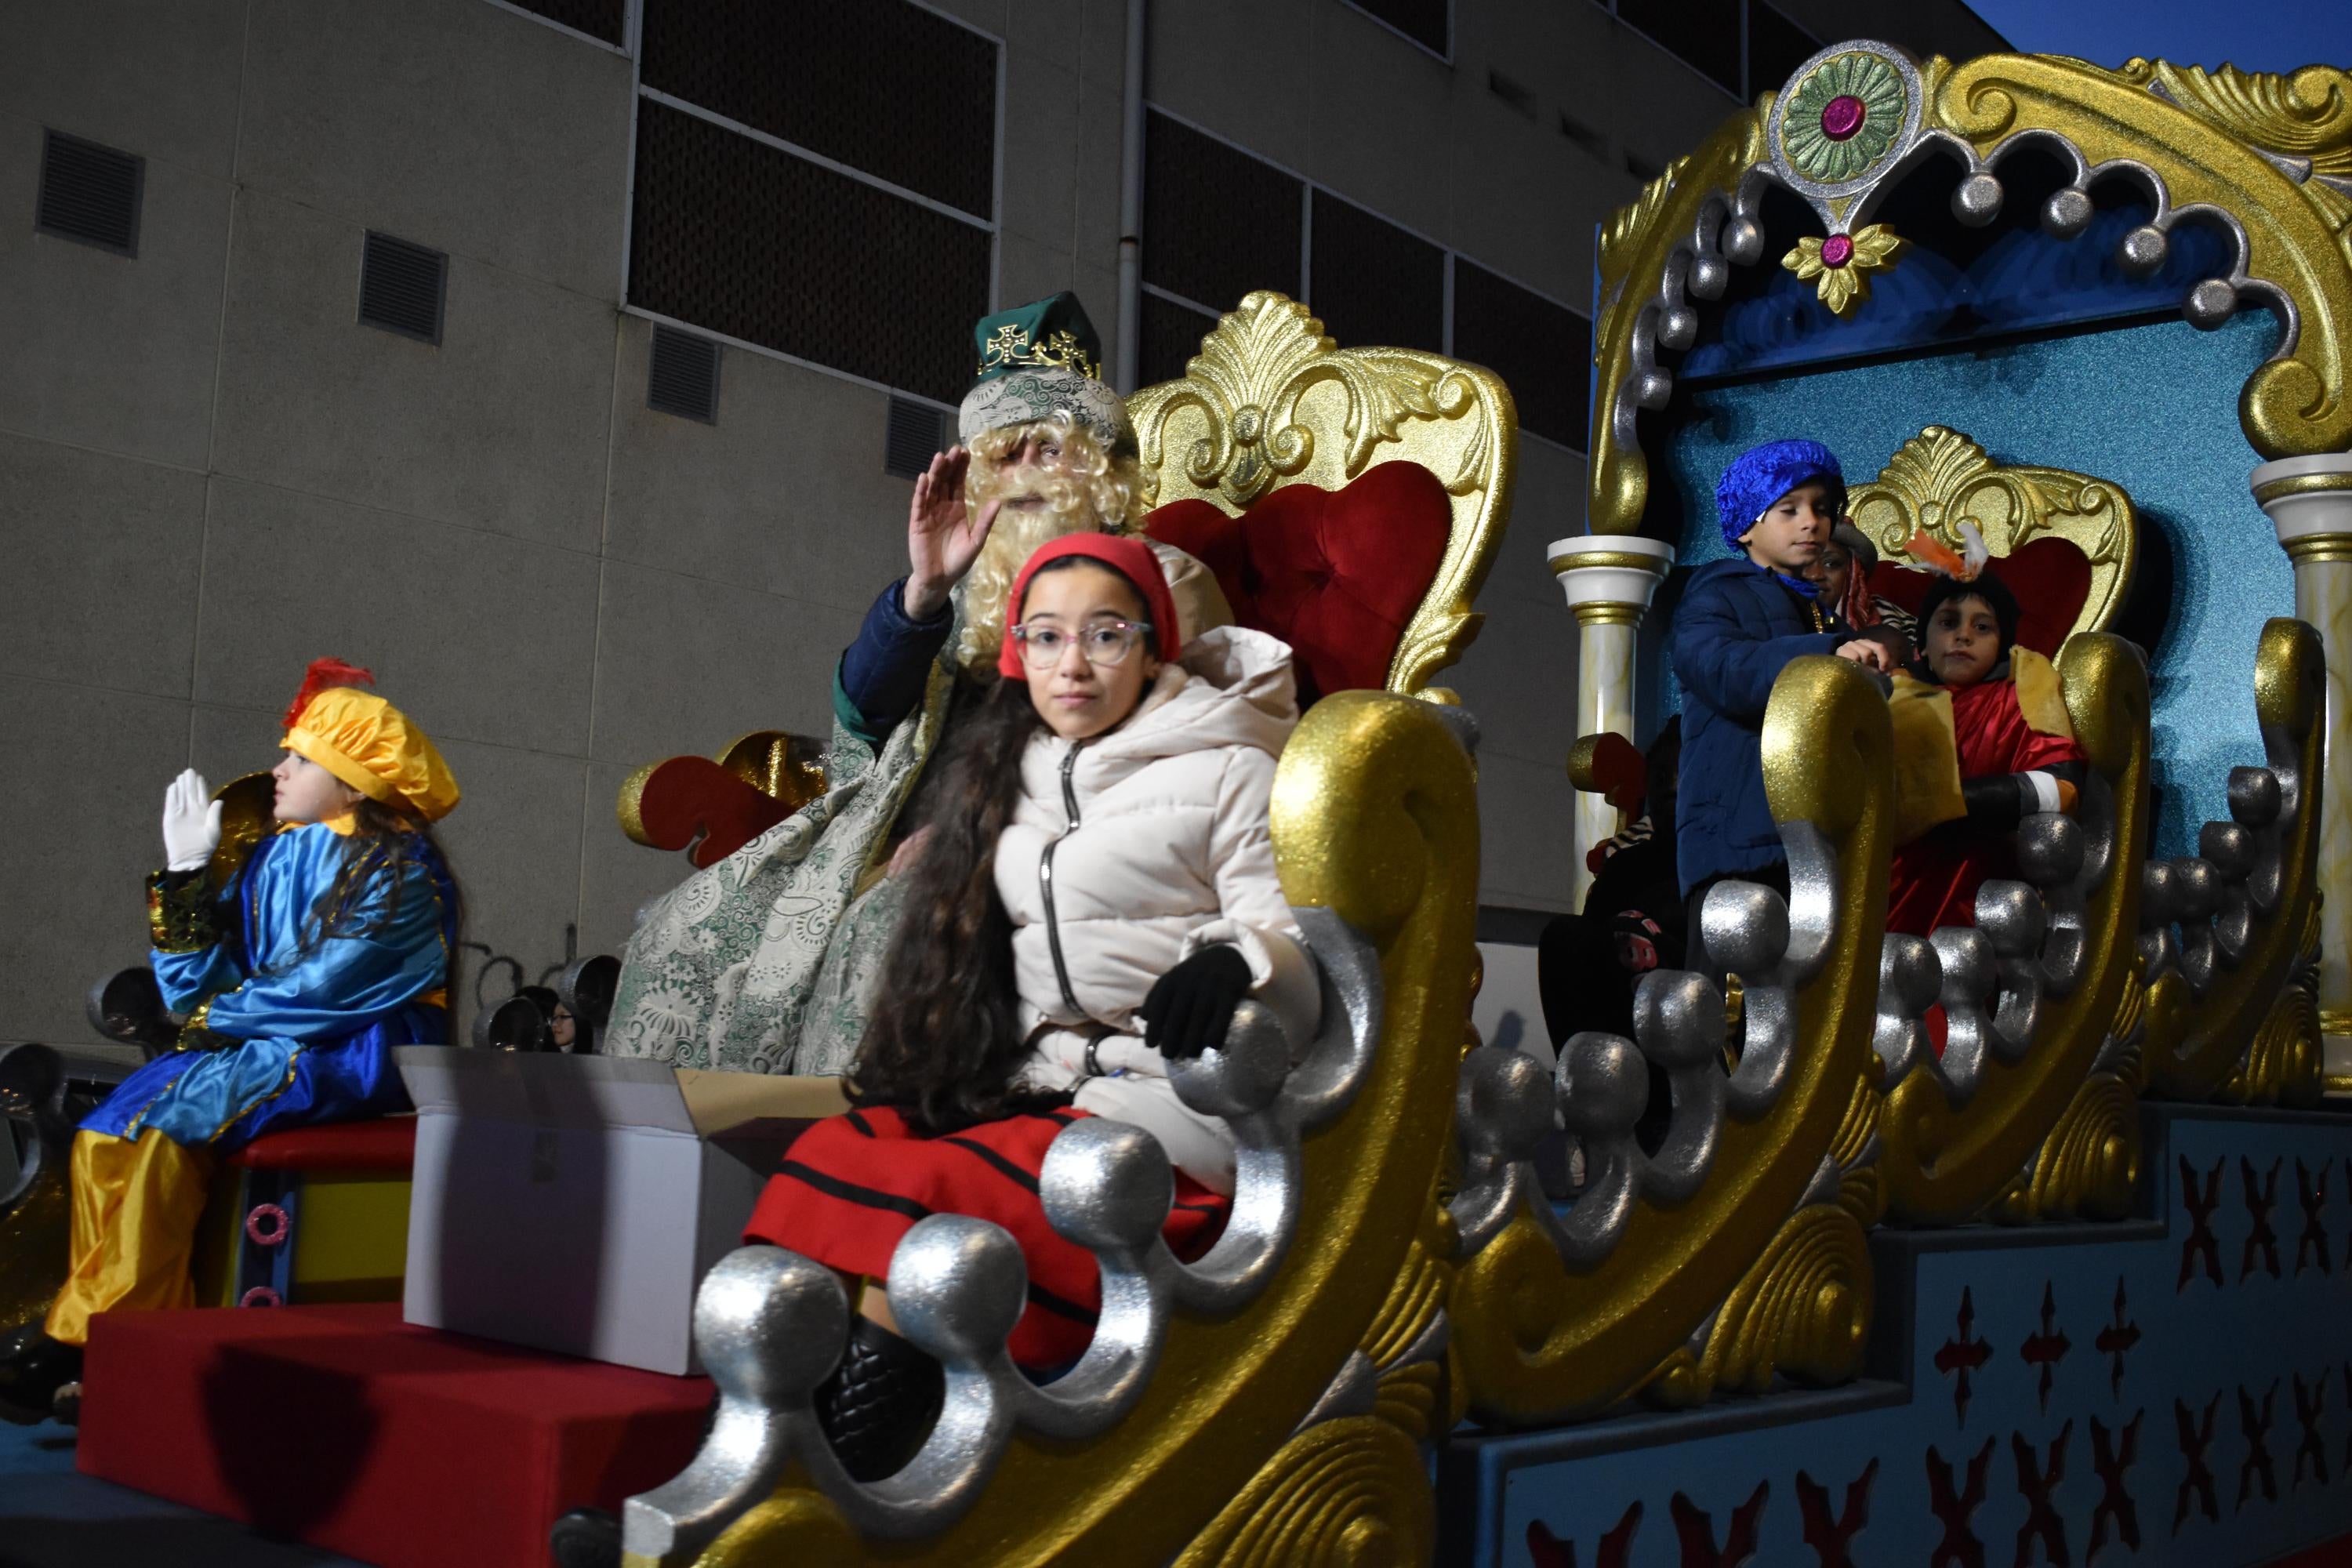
[1127,291,1515,697]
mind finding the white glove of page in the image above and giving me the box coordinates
[162,768,223,873]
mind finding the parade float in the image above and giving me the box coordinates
[2,35,2350,1568]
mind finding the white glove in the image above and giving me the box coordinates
[162,768,223,873]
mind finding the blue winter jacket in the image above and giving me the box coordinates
[1670,557,1846,894]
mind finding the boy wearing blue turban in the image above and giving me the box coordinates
[1671,440,1896,955]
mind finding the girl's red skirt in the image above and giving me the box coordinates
[746,1105,1230,1369]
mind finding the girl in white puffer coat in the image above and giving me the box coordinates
[739,533,1317,1479]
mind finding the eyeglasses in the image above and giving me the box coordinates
[1008,619,1154,670]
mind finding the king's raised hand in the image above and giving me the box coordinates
[904,446,1001,621]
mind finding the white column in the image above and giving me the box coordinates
[2254,453,2352,1091]
[1548,535,1675,909]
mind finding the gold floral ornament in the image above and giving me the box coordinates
[1783,224,1905,316]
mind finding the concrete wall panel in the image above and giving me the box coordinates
[192,476,601,757]
[429,733,591,1036]
[237,0,632,299]
[0,433,207,700]
[210,190,617,553]
[575,762,695,967]
[0,115,232,469]
[604,320,915,617]
[0,0,246,181]
[1001,51,1083,249]
[1473,750,1579,913]
[588,560,862,771]
[0,675,191,1044]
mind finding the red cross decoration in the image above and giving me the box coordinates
[1936,1287,1995,1426]
[1669,1482,1768,1567]
[2238,1381,2280,1508]
[2173,1392,2220,1534]
[1795,1459,1876,1568]
[2011,1422,2072,1568]
[1927,1438,1996,1568]
[1526,1503,1642,1568]
[2241,1157,2282,1281]
[2295,1160,2331,1275]
[2092,1276,2140,1401]
[2019,1281,2072,1414]
[2292,1371,2328,1489]
[2088,1410,2143,1563]
[2178,1156,2224,1292]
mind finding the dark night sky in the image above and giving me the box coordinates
[1965,0,2352,74]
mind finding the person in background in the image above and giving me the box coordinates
[1884,561,2087,938]
[1813,521,1915,658]
[0,660,460,1424]
[1671,439,1892,975]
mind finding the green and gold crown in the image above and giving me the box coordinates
[972,292,1105,383]
[960,292,1134,456]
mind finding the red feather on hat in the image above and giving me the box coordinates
[282,658,376,731]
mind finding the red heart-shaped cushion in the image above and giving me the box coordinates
[1867,535,2092,658]
[1145,461,1453,702]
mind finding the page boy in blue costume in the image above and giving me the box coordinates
[0,659,462,1422]
[1672,439,1896,968]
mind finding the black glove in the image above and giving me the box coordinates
[1141,945,1254,1060]
[1959,772,2032,829]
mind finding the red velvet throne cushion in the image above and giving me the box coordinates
[1144,460,1454,703]
[1865,535,2093,658]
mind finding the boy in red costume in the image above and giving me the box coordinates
[1885,565,2087,937]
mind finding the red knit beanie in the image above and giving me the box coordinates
[996,534,1181,678]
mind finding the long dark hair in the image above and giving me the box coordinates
[849,553,1163,1132]
[288,797,463,970]
[846,674,1044,1132]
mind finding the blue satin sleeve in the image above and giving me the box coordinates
[204,857,449,1040]
[152,938,245,1014]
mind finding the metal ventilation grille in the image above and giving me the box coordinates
[1139,292,1217,390]
[36,129,143,256]
[884,396,945,477]
[1345,0,1451,56]
[1451,261,1589,451]
[628,100,988,404]
[641,0,997,219]
[506,0,624,45]
[649,325,722,423]
[357,231,447,344]
[1143,111,1301,314]
[1308,191,1443,354]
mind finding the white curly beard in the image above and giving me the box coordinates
[955,461,1111,670]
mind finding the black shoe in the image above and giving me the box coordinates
[549,1507,622,1568]
[816,1317,944,1482]
[0,1323,80,1427]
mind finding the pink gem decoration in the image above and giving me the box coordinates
[1820,95,1867,141]
[240,1286,285,1308]
[245,1201,291,1247]
[1820,234,1857,269]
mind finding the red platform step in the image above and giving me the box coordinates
[78,1302,710,1568]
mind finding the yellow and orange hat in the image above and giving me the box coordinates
[280,659,460,823]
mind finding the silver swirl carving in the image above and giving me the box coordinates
[2153,763,2293,1007]
[1449,821,1845,1270]
[619,906,1382,1560]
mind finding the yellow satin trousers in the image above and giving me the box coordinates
[44,1129,213,1347]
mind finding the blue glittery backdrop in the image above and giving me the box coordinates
[1653,310,2291,857]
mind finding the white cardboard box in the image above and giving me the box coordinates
[395,1048,846,1375]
